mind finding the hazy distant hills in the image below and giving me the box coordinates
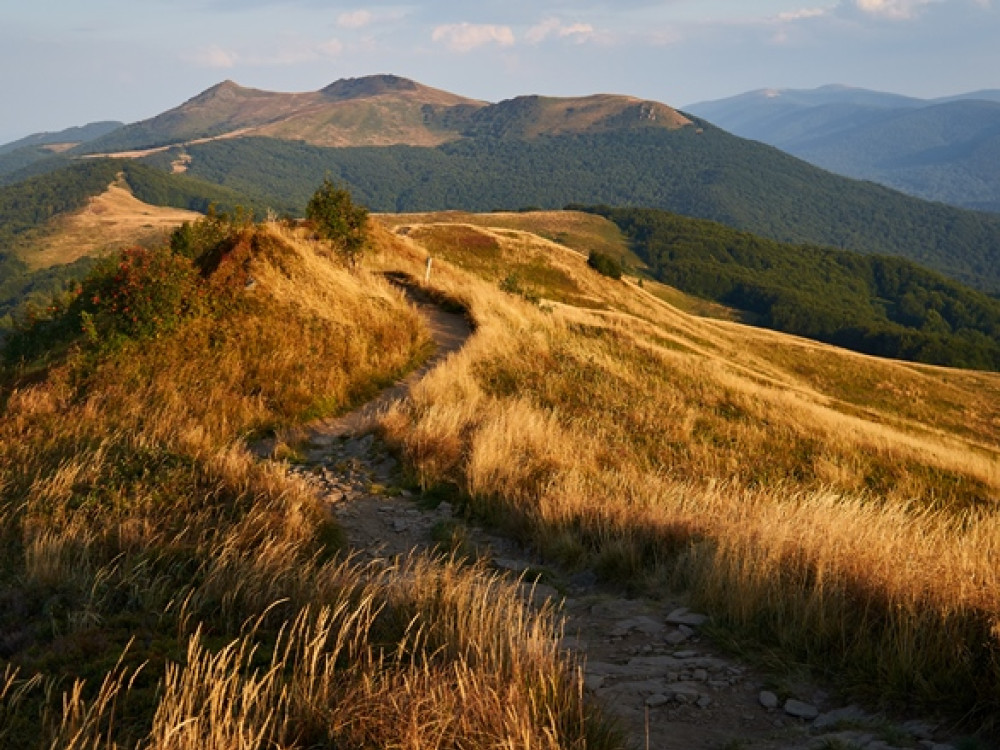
[7,75,1000,293]
[0,121,122,178]
[685,85,1000,212]
[0,121,123,156]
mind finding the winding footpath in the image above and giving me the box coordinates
[272,281,964,750]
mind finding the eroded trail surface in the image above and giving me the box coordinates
[277,289,961,750]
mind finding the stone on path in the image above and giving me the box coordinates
[664,629,688,645]
[759,690,779,709]
[784,699,820,720]
[666,607,709,627]
[645,693,671,708]
[667,682,704,704]
[811,705,868,731]
[610,615,665,637]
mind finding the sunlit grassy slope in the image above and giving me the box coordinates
[381,210,734,319]
[0,219,610,749]
[372,211,1000,731]
[22,178,200,270]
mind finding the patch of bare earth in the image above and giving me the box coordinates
[25,180,200,270]
[171,152,192,173]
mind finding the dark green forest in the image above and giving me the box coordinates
[149,126,1000,294]
[586,205,1000,371]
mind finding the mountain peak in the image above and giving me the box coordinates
[187,79,263,105]
[321,74,420,101]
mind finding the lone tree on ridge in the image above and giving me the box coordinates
[306,179,369,266]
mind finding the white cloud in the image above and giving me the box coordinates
[337,9,373,29]
[317,38,344,56]
[253,37,343,64]
[187,45,238,68]
[853,0,935,19]
[525,17,596,43]
[186,36,343,68]
[777,7,830,20]
[431,22,515,52]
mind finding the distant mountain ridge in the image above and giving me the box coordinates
[684,85,1000,212]
[0,121,124,179]
[0,121,123,156]
[70,74,688,155]
[7,75,1000,295]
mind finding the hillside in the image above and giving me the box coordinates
[686,85,1000,212]
[0,121,122,178]
[4,201,1000,744]
[684,84,926,145]
[0,209,620,748]
[581,205,1000,370]
[160,127,1000,294]
[0,160,256,333]
[373,210,1000,735]
[76,75,688,154]
[23,179,201,270]
[76,75,486,152]
[794,100,1000,213]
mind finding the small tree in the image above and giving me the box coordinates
[587,250,623,280]
[305,179,369,266]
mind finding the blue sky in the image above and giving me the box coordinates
[1,0,997,144]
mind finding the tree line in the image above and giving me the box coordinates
[584,205,1000,371]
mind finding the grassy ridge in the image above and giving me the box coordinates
[0,217,610,748]
[375,213,1000,735]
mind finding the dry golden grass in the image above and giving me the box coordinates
[373,213,1000,729]
[0,220,612,749]
[382,209,641,267]
[23,180,200,270]
[498,95,691,138]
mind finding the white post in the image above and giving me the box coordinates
[424,255,433,283]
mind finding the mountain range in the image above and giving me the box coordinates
[5,75,1000,296]
[685,85,1000,212]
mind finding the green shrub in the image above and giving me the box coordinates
[305,180,369,266]
[587,250,623,280]
[77,246,202,344]
[170,206,254,265]
[3,245,202,364]
[499,272,541,305]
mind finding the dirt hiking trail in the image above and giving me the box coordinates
[264,281,963,750]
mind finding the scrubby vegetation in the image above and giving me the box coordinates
[0,209,609,748]
[582,205,1000,371]
[374,212,1000,736]
[0,160,263,340]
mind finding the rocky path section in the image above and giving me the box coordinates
[273,286,966,750]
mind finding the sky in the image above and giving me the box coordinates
[1,0,998,144]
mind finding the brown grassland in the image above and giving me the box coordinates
[0,219,611,748]
[371,212,1000,733]
[3,202,1000,746]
